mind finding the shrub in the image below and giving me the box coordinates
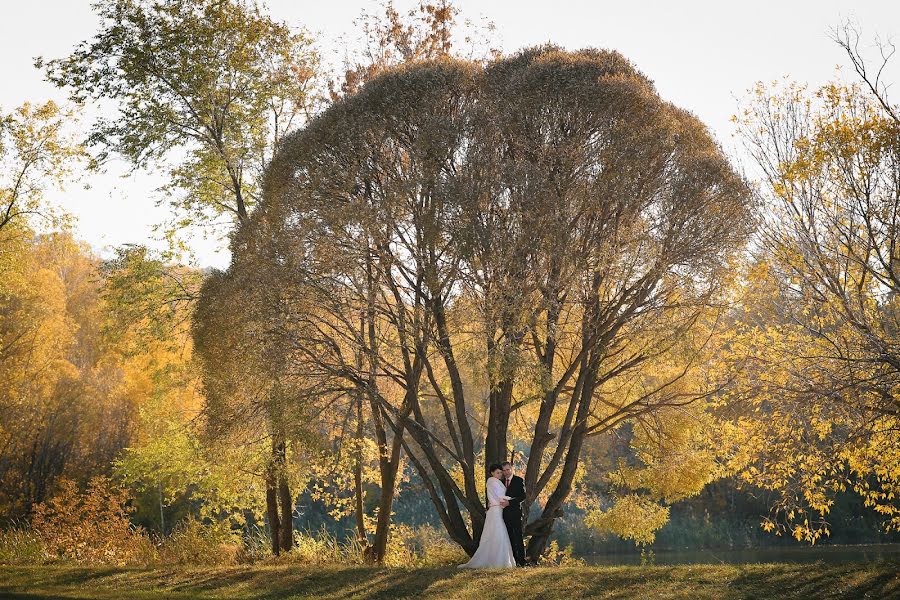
[387,524,467,567]
[265,525,464,567]
[31,476,156,565]
[540,540,585,567]
[157,517,240,565]
[285,527,363,565]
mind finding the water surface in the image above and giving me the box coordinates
[581,543,900,565]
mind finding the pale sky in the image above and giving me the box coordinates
[2,1,898,269]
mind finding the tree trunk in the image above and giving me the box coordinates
[277,441,294,552]
[366,447,399,563]
[158,480,166,534]
[265,466,281,555]
[484,376,514,474]
[353,391,367,545]
[364,388,414,563]
[525,350,598,562]
[361,249,414,564]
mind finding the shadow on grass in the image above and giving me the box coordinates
[726,561,900,600]
[0,595,95,600]
[1,561,897,600]
[0,564,465,599]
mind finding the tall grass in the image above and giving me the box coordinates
[0,522,44,565]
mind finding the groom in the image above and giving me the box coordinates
[500,461,527,567]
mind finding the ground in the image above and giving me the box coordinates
[1,562,898,599]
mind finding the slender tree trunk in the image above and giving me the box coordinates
[158,480,166,534]
[364,365,414,563]
[361,246,424,564]
[353,312,369,547]
[366,432,402,563]
[265,466,281,555]
[276,440,294,552]
[353,390,367,545]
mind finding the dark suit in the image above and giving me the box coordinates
[502,474,526,566]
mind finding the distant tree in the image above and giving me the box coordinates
[0,232,135,517]
[329,0,498,101]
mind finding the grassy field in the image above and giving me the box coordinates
[1,562,898,600]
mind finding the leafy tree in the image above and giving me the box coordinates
[723,70,900,541]
[99,245,259,534]
[0,232,135,517]
[248,46,753,561]
[39,0,320,552]
[0,101,86,236]
[192,257,322,554]
[38,0,319,241]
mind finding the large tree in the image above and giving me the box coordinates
[245,46,753,560]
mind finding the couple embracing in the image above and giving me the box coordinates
[459,461,527,569]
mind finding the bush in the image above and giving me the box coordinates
[266,525,465,567]
[386,524,467,567]
[157,517,241,565]
[285,527,364,565]
[540,540,585,567]
[31,476,156,565]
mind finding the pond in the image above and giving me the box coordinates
[580,543,900,566]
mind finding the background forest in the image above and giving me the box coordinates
[1,0,899,570]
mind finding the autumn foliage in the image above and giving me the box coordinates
[31,477,154,565]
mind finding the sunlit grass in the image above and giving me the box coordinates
[1,561,898,599]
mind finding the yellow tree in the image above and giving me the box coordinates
[0,100,86,237]
[100,245,264,533]
[723,73,900,541]
[0,230,139,517]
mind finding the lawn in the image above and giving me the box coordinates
[1,561,898,600]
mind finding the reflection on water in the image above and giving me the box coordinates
[581,543,900,566]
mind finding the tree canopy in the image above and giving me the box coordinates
[219,45,754,559]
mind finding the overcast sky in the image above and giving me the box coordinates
[2,1,898,269]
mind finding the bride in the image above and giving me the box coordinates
[458,463,516,569]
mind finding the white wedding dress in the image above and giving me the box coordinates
[458,477,516,569]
